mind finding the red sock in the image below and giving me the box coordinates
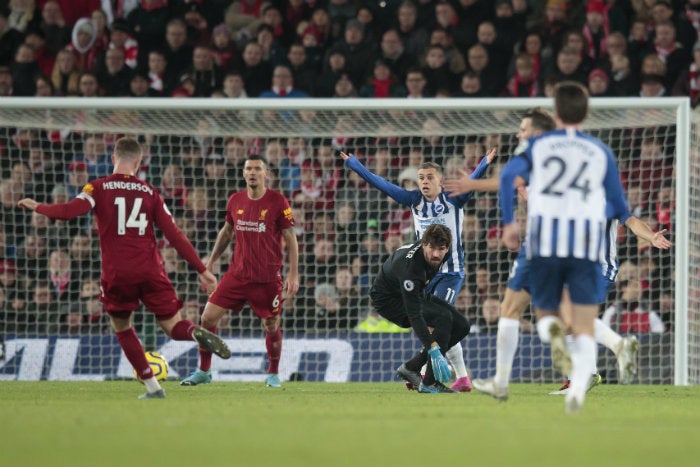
[170,319,196,340]
[265,327,282,374]
[115,328,152,380]
[199,325,216,371]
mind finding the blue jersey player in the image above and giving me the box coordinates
[341,149,494,392]
[499,82,630,413]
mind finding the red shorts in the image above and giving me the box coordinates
[209,273,284,319]
[100,274,183,320]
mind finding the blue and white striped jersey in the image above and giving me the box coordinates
[499,128,628,263]
[345,156,489,274]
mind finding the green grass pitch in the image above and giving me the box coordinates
[1,382,699,467]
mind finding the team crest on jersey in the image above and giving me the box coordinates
[259,209,268,221]
[82,183,94,196]
[434,203,444,215]
[403,280,415,291]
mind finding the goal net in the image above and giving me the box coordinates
[0,97,695,386]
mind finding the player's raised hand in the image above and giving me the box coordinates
[18,198,39,211]
[198,270,218,294]
[651,229,672,249]
[485,147,497,164]
[443,169,474,196]
[284,271,300,299]
[339,152,352,161]
[502,223,520,252]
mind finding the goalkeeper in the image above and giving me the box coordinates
[369,224,470,393]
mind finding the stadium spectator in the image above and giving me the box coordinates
[39,0,69,57]
[68,232,99,274]
[404,67,427,98]
[95,47,132,96]
[359,59,406,97]
[50,49,80,95]
[0,8,24,66]
[181,46,222,97]
[602,276,665,334]
[588,67,611,96]
[429,27,465,76]
[14,233,48,280]
[473,295,500,334]
[260,64,308,97]
[396,2,429,60]
[314,50,346,97]
[209,23,238,72]
[12,43,40,96]
[47,248,80,304]
[68,17,98,72]
[503,53,539,97]
[285,42,315,94]
[422,44,457,96]
[455,70,484,97]
[325,18,377,89]
[59,276,110,334]
[672,40,700,106]
[76,71,100,96]
[26,280,61,334]
[333,72,357,97]
[240,41,272,97]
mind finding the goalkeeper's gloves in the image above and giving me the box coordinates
[427,344,451,383]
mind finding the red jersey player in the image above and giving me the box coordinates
[18,137,231,399]
[180,154,300,388]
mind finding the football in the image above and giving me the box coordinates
[133,351,169,383]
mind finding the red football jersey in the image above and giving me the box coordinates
[77,174,180,285]
[225,189,295,283]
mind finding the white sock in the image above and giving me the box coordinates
[568,334,597,406]
[446,343,468,378]
[143,377,162,393]
[536,315,558,343]
[594,318,622,354]
[494,317,519,388]
[565,334,575,351]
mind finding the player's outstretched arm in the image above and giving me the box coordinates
[282,228,300,298]
[18,197,91,219]
[444,172,499,196]
[624,216,672,250]
[18,198,39,210]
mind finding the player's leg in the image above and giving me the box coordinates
[564,259,604,413]
[418,300,457,393]
[426,274,472,391]
[591,278,638,384]
[102,282,164,398]
[530,258,571,376]
[473,248,531,400]
[180,301,230,386]
[143,275,231,360]
[248,279,285,388]
[549,288,601,395]
[110,312,165,398]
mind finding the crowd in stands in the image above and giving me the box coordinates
[0,0,681,337]
[0,0,699,102]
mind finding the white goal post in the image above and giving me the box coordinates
[0,96,695,386]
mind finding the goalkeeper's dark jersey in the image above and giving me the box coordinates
[370,240,445,348]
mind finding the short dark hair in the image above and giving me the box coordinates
[523,107,556,132]
[422,224,451,249]
[246,154,268,167]
[554,81,588,124]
